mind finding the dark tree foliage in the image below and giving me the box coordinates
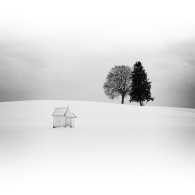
[129,61,154,106]
[103,65,132,104]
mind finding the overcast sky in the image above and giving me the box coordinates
[0,0,195,108]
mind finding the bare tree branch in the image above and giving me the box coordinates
[103,65,132,104]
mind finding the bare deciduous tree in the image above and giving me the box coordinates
[103,65,132,104]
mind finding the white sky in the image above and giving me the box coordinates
[0,0,195,108]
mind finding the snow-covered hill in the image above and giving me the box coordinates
[0,100,195,195]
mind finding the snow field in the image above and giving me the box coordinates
[0,100,195,195]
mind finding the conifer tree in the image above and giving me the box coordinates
[129,61,154,106]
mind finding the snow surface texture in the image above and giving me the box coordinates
[0,100,195,195]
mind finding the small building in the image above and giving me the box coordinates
[52,107,76,128]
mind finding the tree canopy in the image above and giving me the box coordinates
[129,61,154,106]
[103,65,132,104]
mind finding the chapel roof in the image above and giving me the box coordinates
[52,107,68,116]
[52,107,76,118]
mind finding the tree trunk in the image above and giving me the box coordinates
[121,95,125,104]
[140,101,143,106]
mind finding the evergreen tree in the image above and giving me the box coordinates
[103,65,132,104]
[129,61,154,106]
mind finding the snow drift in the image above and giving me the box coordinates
[0,100,195,195]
